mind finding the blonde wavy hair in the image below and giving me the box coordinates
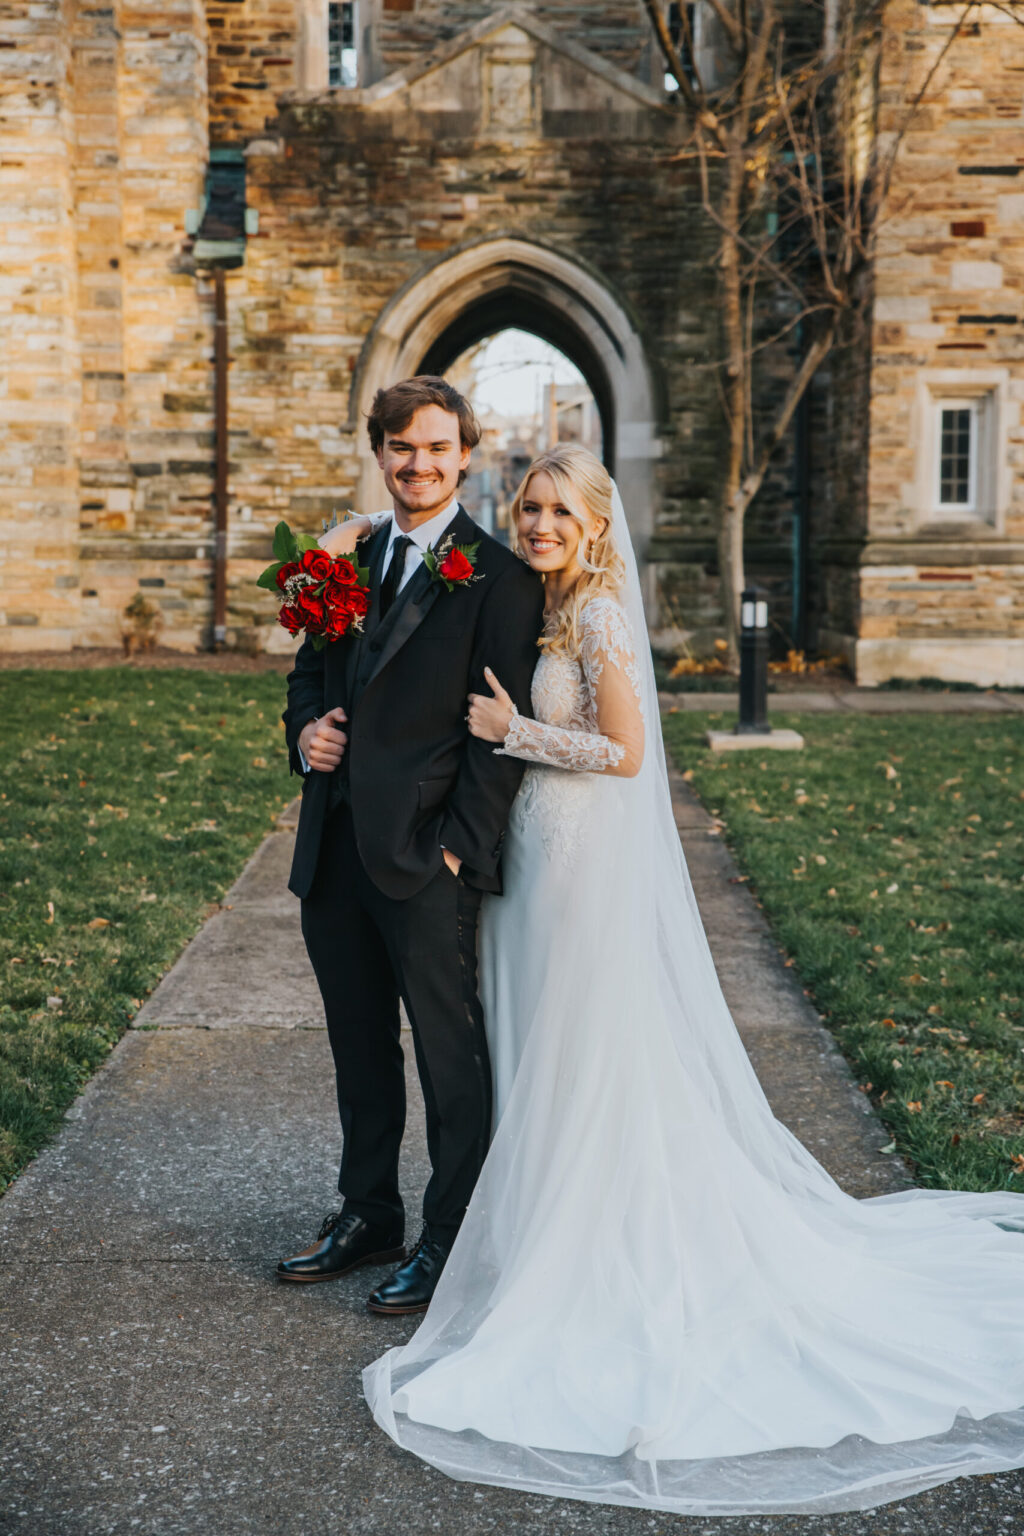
[510,443,626,660]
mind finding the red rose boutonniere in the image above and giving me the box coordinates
[423,532,481,593]
[257,521,371,650]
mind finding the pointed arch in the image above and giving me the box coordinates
[350,236,661,593]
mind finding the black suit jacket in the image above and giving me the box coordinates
[283,507,545,901]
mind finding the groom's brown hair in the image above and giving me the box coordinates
[367,375,481,484]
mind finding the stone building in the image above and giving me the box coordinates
[1,0,1022,682]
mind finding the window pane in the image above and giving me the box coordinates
[939,406,971,505]
[328,2,357,88]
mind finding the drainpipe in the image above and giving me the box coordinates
[791,318,810,652]
[187,145,249,651]
[212,265,229,650]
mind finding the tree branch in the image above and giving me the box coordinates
[733,321,836,516]
[639,0,705,122]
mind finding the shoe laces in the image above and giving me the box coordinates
[408,1229,447,1265]
[316,1210,360,1242]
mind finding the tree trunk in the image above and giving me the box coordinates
[717,137,747,670]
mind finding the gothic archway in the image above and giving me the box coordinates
[350,236,661,594]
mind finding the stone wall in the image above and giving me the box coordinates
[827,0,1024,682]
[82,0,212,649]
[220,19,724,651]
[5,0,1021,678]
[1,0,213,652]
[0,0,81,650]
[369,0,659,83]
[207,0,300,143]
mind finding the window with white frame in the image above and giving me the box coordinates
[328,1,358,89]
[664,3,714,92]
[936,399,978,513]
[913,372,1008,530]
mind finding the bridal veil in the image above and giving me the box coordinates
[362,482,1024,1515]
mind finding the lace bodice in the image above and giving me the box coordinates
[498,596,643,774]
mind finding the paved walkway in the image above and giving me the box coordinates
[2,789,1022,1536]
[661,686,1024,713]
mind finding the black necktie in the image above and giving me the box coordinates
[380,535,413,617]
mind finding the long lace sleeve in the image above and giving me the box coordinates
[318,509,390,551]
[498,598,645,777]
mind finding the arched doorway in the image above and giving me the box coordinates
[444,328,602,537]
[349,236,660,604]
[418,292,614,472]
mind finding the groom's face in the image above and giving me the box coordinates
[376,404,472,523]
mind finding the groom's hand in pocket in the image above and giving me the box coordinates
[299,707,348,772]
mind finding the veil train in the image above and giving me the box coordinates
[361,482,1024,1516]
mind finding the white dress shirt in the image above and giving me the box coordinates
[381,496,460,594]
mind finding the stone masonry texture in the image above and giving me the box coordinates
[1,0,1022,682]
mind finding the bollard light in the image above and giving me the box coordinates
[736,585,769,735]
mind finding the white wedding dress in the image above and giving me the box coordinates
[363,494,1024,1516]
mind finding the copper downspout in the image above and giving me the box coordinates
[212,265,229,649]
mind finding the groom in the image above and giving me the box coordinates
[278,376,544,1313]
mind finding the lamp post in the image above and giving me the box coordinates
[704,586,804,753]
[737,586,769,734]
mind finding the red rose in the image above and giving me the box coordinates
[326,608,354,638]
[345,585,370,617]
[439,547,474,583]
[297,586,325,623]
[329,556,357,586]
[275,561,301,591]
[301,547,331,582]
[278,604,303,636]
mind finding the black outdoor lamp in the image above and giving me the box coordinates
[737,585,769,735]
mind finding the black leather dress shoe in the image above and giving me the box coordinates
[366,1230,451,1315]
[276,1212,405,1284]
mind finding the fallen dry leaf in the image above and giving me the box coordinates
[87,917,110,930]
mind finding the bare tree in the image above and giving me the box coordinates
[641,0,1019,665]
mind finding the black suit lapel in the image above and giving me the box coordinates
[362,506,481,692]
[342,522,391,701]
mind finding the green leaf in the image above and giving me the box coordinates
[294,533,321,555]
[256,563,283,591]
[272,522,296,564]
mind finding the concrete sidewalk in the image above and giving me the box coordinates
[2,796,1022,1536]
[661,686,1024,713]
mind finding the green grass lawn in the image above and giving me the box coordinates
[662,710,1024,1193]
[0,670,294,1190]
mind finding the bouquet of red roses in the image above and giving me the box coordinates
[257,520,371,650]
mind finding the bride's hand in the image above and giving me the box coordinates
[467,668,515,743]
[319,516,371,556]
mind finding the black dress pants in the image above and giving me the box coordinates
[300,802,489,1246]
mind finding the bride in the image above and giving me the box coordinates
[323,443,1024,1517]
